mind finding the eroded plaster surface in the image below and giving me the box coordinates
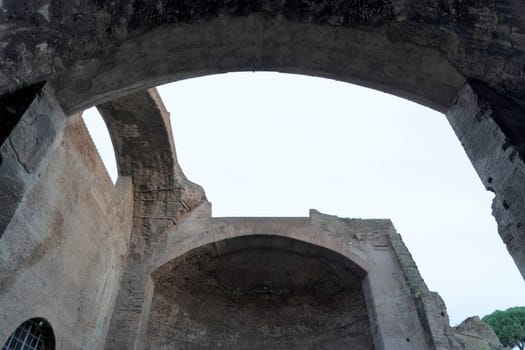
[148,238,373,349]
[0,94,133,349]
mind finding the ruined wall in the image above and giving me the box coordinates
[0,83,503,349]
[0,104,133,349]
[148,238,373,349]
[0,0,525,301]
[1,0,524,114]
[97,89,207,350]
[146,206,434,350]
[142,206,504,350]
[447,83,525,280]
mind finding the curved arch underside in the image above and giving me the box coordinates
[148,235,372,350]
[56,15,464,114]
[1,0,524,114]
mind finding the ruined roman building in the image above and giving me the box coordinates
[0,1,524,349]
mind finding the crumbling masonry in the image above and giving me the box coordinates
[1,1,525,349]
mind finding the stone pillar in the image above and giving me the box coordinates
[388,233,462,350]
[363,249,432,350]
[447,82,525,280]
[102,258,155,350]
[0,84,67,237]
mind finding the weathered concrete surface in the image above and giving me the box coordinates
[2,0,524,114]
[149,237,373,349]
[0,110,134,349]
[97,89,204,246]
[447,82,525,279]
[1,3,525,342]
[96,89,206,350]
[147,205,450,350]
[0,83,45,147]
[0,85,65,237]
[390,233,463,349]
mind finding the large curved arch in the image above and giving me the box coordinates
[143,210,436,350]
[148,234,372,349]
[55,15,464,114]
[2,1,524,115]
[97,88,206,252]
[152,213,371,275]
[1,2,525,349]
[1,3,524,275]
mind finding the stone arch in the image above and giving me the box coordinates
[3,1,523,115]
[137,207,443,349]
[148,234,373,349]
[56,14,465,114]
[151,213,371,275]
[97,88,207,350]
[97,88,206,256]
[1,2,525,349]
[1,3,524,274]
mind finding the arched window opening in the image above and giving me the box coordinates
[82,107,118,184]
[2,318,55,350]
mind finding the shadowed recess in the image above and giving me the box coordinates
[147,235,373,350]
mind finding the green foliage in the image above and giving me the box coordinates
[482,307,525,350]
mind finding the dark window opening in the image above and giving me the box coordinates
[2,318,55,350]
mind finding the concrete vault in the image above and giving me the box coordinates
[148,235,373,349]
[1,1,525,349]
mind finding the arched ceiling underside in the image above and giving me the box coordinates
[148,235,371,349]
[0,1,524,114]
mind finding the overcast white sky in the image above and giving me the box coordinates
[84,72,524,326]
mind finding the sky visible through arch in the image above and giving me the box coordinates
[83,72,524,326]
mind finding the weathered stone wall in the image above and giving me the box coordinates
[96,89,206,350]
[0,0,523,113]
[1,0,524,283]
[142,207,505,350]
[147,206,434,350]
[389,233,462,349]
[0,85,65,237]
[0,2,524,346]
[0,83,504,349]
[148,238,373,349]
[0,100,134,349]
[447,83,525,280]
